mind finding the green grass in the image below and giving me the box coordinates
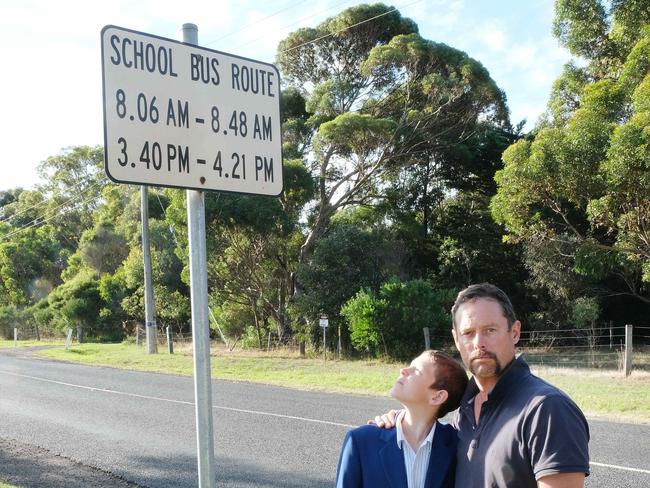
[36,343,650,423]
[532,367,650,422]
[0,481,19,488]
[39,343,398,393]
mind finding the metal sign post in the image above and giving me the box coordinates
[183,24,216,488]
[319,314,329,360]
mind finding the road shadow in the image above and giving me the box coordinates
[0,437,140,487]
[0,438,332,488]
[121,452,333,488]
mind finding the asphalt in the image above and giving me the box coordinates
[0,348,648,487]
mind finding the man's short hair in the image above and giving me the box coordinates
[451,283,517,330]
[425,350,468,417]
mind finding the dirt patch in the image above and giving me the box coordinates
[0,438,143,488]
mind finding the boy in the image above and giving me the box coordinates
[336,350,468,488]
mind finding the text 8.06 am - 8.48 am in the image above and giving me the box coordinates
[112,89,275,182]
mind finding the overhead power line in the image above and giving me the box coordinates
[0,176,106,225]
[202,0,311,47]
[277,0,424,55]
[0,180,105,242]
[230,0,357,53]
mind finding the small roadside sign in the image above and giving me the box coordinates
[319,315,329,328]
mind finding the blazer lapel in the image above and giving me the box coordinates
[379,428,408,488]
[424,424,453,488]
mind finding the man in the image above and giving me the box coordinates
[337,350,468,488]
[375,283,590,488]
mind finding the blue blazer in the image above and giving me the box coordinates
[336,421,457,488]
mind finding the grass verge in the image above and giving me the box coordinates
[36,343,650,423]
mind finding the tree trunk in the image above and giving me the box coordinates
[251,298,263,349]
[278,277,287,341]
[76,325,84,343]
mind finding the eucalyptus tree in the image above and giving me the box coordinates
[492,0,650,307]
[0,225,60,306]
[35,145,107,250]
[276,3,508,267]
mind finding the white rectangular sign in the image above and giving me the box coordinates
[101,25,283,195]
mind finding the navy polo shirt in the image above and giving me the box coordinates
[450,355,590,487]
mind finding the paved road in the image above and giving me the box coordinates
[0,351,649,487]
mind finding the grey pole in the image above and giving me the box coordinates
[338,323,341,359]
[624,324,633,377]
[166,326,174,354]
[141,186,158,354]
[609,321,613,350]
[183,23,216,488]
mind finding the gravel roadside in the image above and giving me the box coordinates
[0,438,143,488]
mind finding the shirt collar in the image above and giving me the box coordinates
[395,410,437,450]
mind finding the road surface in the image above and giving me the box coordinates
[0,349,648,487]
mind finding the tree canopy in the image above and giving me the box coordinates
[492,0,650,311]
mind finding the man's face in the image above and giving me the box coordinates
[390,352,437,406]
[451,298,520,383]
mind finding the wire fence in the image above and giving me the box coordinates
[6,322,649,373]
[420,325,649,372]
[125,324,303,354]
[518,325,649,371]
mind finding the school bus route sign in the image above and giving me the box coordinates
[101,25,283,195]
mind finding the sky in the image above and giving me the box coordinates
[0,0,570,192]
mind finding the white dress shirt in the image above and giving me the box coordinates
[395,411,437,488]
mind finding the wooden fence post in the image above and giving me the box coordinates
[338,323,342,360]
[166,326,174,354]
[624,324,633,377]
[423,327,430,350]
[609,320,613,350]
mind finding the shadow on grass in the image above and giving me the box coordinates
[65,348,97,356]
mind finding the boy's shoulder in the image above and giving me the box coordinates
[348,420,457,443]
[348,423,395,441]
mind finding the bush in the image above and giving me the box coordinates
[342,279,454,360]
[0,305,20,339]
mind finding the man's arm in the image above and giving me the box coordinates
[537,472,585,488]
[527,394,590,486]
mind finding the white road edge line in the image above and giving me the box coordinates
[0,369,355,429]
[4,369,650,474]
[590,462,650,474]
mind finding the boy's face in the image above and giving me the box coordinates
[390,352,437,406]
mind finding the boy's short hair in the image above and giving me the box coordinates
[424,350,468,417]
